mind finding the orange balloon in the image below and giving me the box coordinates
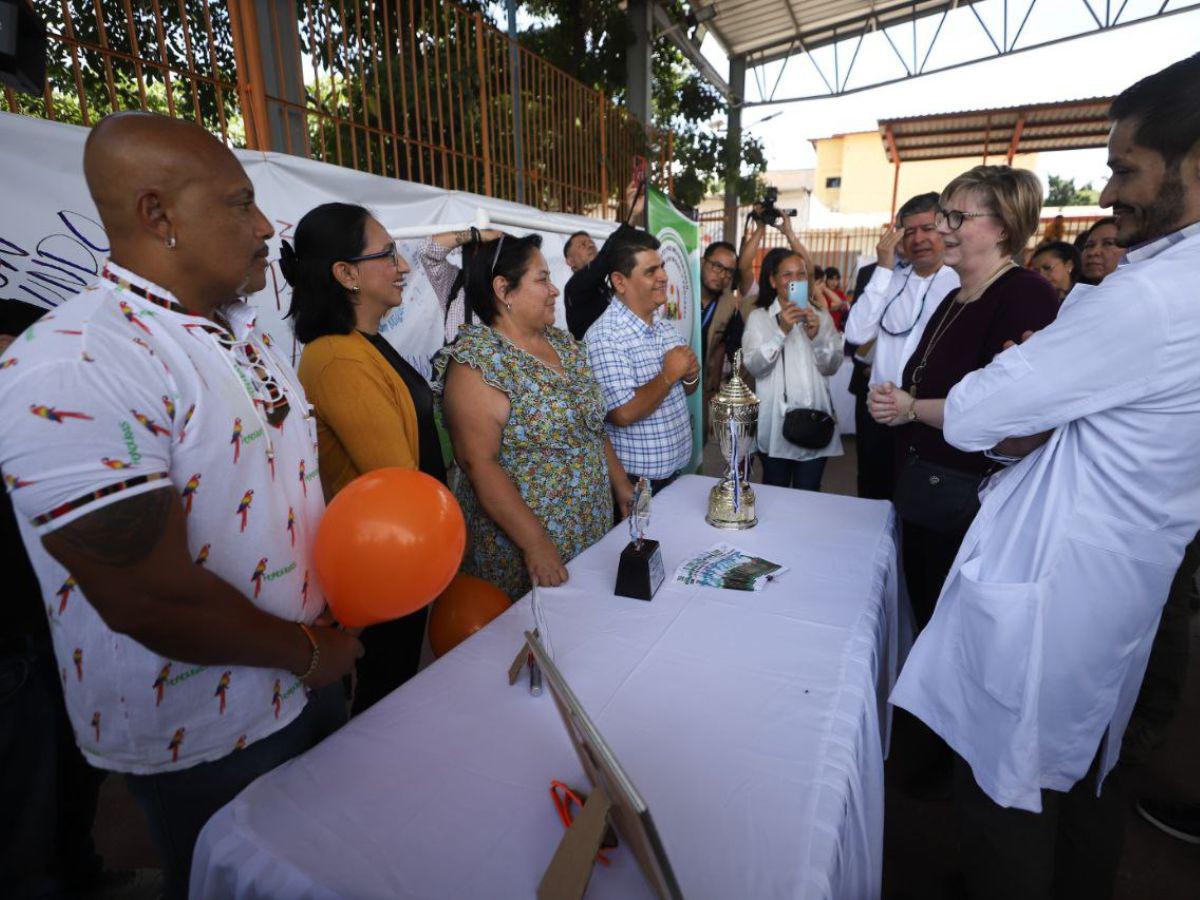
[428,573,513,657]
[313,468,466,627]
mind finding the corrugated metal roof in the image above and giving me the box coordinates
[704,0,978,67]
[878,97,1115,163]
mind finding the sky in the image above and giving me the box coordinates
[694,0,1200,190]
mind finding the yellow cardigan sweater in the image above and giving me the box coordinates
[297,331,420,501]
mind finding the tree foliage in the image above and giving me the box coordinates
[514,0,765,209]
[1046,174,1099,208]
[14,0,242,140]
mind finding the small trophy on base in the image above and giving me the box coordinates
[707,350,760,529]
[614,477,665,601]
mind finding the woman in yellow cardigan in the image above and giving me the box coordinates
[281,202,445,714]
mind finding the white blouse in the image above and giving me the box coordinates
[741,300,844,462]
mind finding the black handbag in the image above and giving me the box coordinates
[892,453,983,535]
[779,344,835,450]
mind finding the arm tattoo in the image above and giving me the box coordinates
[48,487,176,567]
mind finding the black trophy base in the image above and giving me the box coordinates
[614,539,665,601]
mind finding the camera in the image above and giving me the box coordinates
[749,186,797,226]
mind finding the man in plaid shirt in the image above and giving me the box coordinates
[585,231,698,493]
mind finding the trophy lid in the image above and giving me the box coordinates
[712,349,759,411]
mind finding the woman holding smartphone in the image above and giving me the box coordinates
[742,247,844,490]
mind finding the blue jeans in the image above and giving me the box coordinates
[125,681,347,899]
[759,454,827,491]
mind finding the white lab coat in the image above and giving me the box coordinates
[843,264,960,387]
[742,301,843,461]
[890,229,1200,812]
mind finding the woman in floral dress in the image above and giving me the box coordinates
[435,234,633,599]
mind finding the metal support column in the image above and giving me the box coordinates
[885,125,901,220]
[230,0,308,155]
[722,54,746,245]
[626,0,653,124]
[506,0,525,203]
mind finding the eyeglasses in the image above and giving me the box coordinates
[346,242,401,267]
[704,258,736,277]
[935,207,1001,231]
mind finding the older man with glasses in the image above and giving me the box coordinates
[844,192,960,500]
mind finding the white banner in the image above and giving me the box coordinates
[0,111,618,372]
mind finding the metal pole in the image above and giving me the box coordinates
[506,0,524,204]
[722,54,746,245]
[626,0,653,124]
[474,13,493,197]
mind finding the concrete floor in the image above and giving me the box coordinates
[90,438,1200,897]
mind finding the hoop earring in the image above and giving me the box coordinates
[166,236,177,250]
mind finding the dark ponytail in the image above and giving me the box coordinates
[282,203,371,344]
[463,233,543,325]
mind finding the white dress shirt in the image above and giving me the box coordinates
[843,263,959,387]
[890,224,1200,812]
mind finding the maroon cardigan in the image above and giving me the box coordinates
[899,266,1059,475]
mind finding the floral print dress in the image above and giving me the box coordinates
[433,324,612,599]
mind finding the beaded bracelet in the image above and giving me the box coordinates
[296,623,320,682]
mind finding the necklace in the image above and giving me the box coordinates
[909,260,1014,399]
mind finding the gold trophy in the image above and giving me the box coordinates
[707,349,760,529]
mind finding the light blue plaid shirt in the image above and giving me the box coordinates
[585,300,693,480]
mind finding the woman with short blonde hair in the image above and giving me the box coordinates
[940,165,1044,258]
[867,165,1058,632]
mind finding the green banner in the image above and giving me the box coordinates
[646,187,704,471]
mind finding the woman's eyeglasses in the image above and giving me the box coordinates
[935,207,1000,231]
[346,242,401,267]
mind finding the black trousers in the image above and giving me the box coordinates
[1123,529,1200,762]
[0,635,106,899]
[626,471,678,496]
[854,394,895,501]
[352,605,430,715]
[893,516,973,790]
[954,748,1125,900]
[126,681,347,899]
[901,516,971,631]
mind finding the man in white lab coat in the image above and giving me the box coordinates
[844,192,960,500]
[881,53,1200,897]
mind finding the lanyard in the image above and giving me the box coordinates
[880,269,938,337]
[700,297,719,331]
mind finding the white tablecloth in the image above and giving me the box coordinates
[192,476,901,900]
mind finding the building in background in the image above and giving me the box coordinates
[811,131,1039,224]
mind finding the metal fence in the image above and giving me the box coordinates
[699,210,1101,284]
[5,0,670,220]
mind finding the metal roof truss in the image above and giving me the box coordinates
[705,0,1200,106]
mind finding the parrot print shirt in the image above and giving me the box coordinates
[0,263,326,774]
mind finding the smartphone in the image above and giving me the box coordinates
[787,280,809,310]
